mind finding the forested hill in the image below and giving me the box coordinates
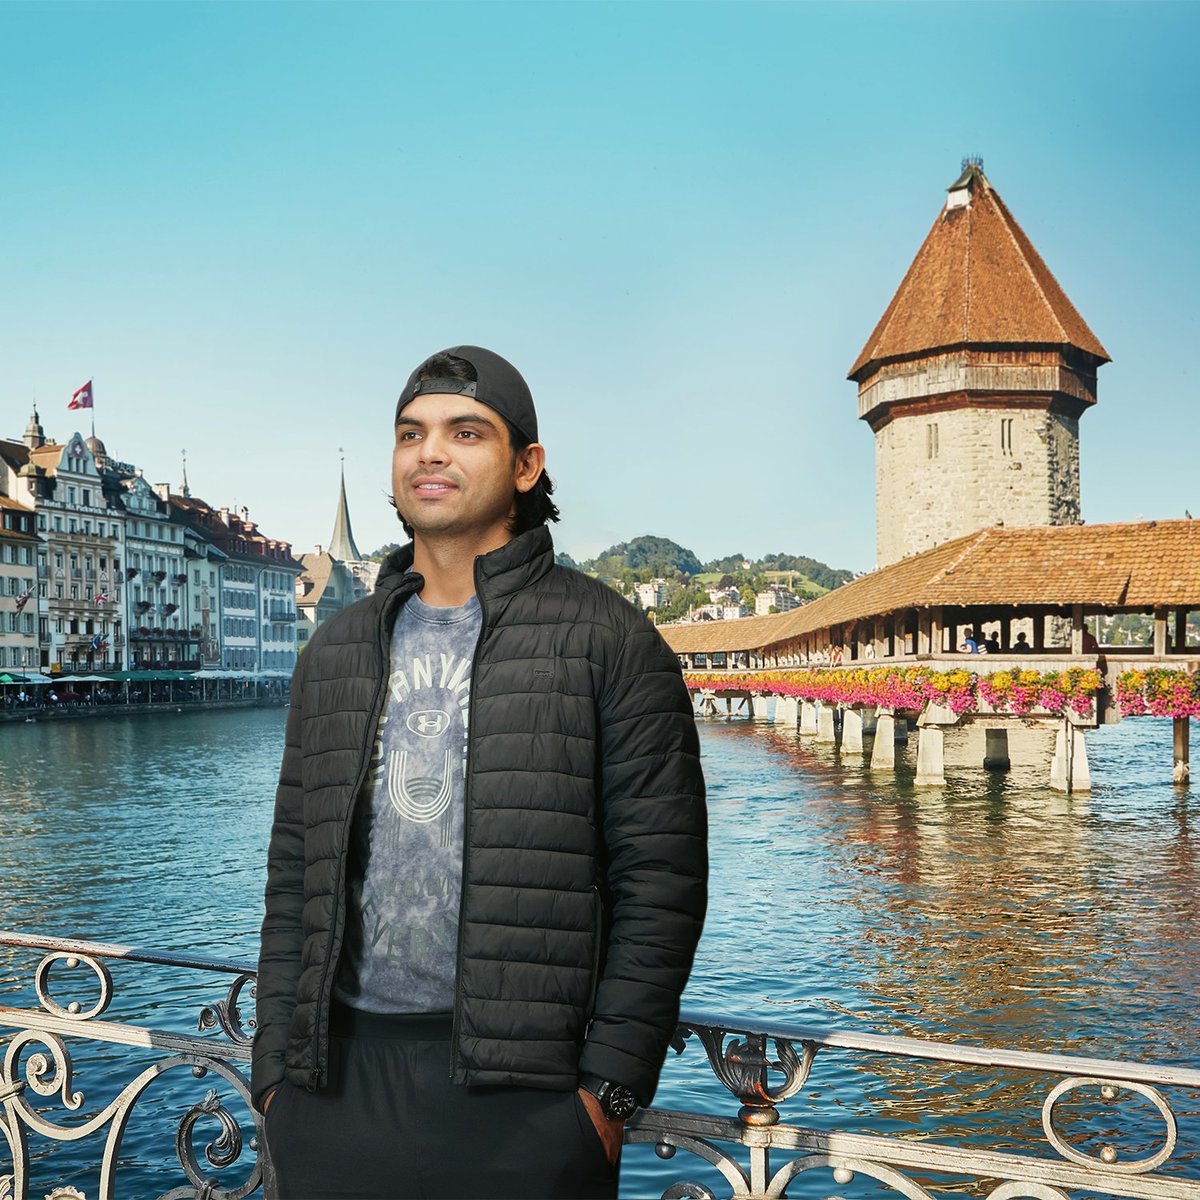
[554,535,853,591]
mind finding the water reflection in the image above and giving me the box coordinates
[682,717,1200,1196]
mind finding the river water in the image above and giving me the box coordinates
[1,707,1198,1198]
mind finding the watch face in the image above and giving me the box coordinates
[604,1085,638,1120]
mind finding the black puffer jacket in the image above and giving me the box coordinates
[252,527,707,1109]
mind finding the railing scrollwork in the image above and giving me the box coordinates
[2,934,1199,1199]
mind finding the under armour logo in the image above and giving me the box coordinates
[407,709,451,737]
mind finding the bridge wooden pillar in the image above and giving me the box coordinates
[870,708,896,770]
[816,703,836,743]
[984,728,1011,771]
[1071,605,1085,655]
[1175,717,1190,785]
[1034,610,1047,653]
[915,726,945,786]
[1154,608,1168,656]
[1176,609,1189,652]
[842,707,864,754]
[1050,719,1091,793]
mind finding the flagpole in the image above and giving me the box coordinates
[91,378,95,440]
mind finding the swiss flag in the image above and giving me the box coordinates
[68,380,93,410]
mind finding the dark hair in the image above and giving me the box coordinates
[392,352,559,538]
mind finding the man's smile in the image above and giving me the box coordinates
[411,476,458,497]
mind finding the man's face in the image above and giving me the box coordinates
[392,392,527,544]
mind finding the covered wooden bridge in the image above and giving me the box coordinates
[660,519,1200,792]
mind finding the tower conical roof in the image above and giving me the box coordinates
[328,464,362,562]
[849,162,1109,381]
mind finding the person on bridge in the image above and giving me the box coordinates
[253,345,708,1200]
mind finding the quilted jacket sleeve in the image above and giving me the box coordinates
[251,653,307,1110]
[578,615,707,1103]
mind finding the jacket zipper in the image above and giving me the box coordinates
[587,884,603,1015]
[308,579,414,1089]
[450,555,488,1080]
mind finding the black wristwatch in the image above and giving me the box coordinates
[579,1074,639,1120]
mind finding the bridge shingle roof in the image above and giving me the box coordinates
[661,520,1200,655]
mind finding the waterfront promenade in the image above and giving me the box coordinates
[1,709,1198,1199]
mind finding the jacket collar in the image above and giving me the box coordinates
[377,526,555,612]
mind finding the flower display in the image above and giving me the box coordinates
[684,666,1103,718]
[1115,668,1200,717]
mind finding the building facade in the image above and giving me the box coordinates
[171,496,301,674]
[0,497,39,672]
[21,427,127,673]
[119,470,191,669]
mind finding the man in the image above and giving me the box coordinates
[253,346,707,1199]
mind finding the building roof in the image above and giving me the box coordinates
[298,551,335,608]
[849,162,1109,381]
[0,439,30,471]
[661,519,1200,654]
[169,494,303,570]
[27,444,64,471]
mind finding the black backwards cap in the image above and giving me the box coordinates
[395,345,538,444]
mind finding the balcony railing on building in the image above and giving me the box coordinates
[1,932,1198,1200]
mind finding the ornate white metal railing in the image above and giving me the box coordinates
[1,932,1198,1199]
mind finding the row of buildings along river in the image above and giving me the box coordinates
[0,424,376,678]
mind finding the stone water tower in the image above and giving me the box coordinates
[849,160,1110,567]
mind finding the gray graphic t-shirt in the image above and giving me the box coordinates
[335,592,481,1013]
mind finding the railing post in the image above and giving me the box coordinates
[1175,716,1190,785]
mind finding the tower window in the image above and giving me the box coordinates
[926,423,940,459]
[1000,417,1015,456]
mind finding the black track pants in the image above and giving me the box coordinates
[264,1005,619,1200]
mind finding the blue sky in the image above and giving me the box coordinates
[1,1,1196,573]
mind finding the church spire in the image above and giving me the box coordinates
[23,405,46,449]
[328,451,362,562]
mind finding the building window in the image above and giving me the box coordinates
[926,423,939,459]
[83,489,91,507]
[1000,417,1015,457]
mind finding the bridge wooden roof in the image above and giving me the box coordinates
[849,163,1109,381]
[661,520,1200,654]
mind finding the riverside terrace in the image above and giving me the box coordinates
[661,519,1200,793]
[2,931,1200,1199]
